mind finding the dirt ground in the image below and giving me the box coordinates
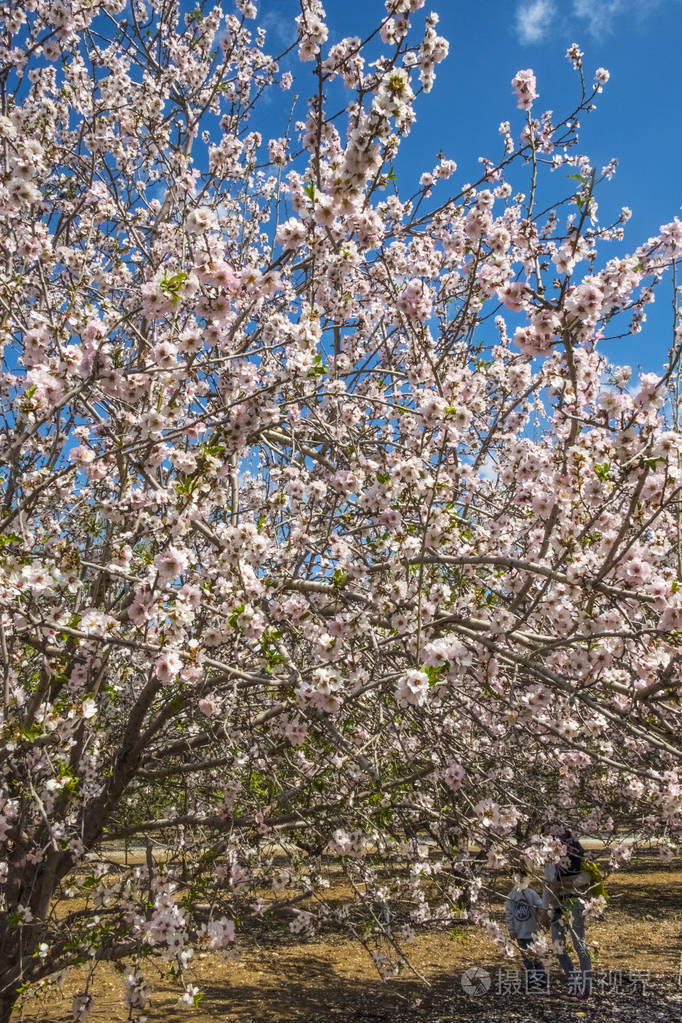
[13,854,682,1023]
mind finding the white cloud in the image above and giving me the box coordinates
[572,0,678,36]
[514,0,679,45]
[261,4,298,47]
[571,0,625,36]
[478,455,499,483]
[515,0,556,43]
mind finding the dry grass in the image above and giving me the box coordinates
[14,854,682,1022]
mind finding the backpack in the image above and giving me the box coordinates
[554,836,608,901]
[581,858,609,902]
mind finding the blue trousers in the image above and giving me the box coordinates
[551,899,592,992]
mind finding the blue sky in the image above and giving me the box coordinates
[259,0,682,374]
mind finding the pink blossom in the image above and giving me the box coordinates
[397,279,433,321]
[154,651,182,684]
[203,916,235,948]
[511,69,538,111]
[276,217,308,250]
[70,444,94,466]
[396,670,430,708]
[499,280,530,312]
[198,696,220,717]
[154,545,190,582]
[444,761,465,791]
[186,207,216,234]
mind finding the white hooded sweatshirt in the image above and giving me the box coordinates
[505,886,543,940]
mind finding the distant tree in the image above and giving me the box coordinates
[1,1,681,1018]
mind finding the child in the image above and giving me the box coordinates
[505,878,547,992]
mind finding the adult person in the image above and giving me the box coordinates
[541,821,593,998]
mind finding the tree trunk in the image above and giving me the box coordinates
[0,990,17,1023]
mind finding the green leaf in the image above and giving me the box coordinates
[309,352,327,376]
[166,271,188,288]
[201,442,225,458]
[0,533,22,548]
[423,664,447,685]
[160,270,188,305]
[228,603,246,628]
[303,181,315,201]
[175,477,197,495]
[333,569,348,589]
[19,724,44,742]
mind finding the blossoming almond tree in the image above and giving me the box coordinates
[1,0,681,1018]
